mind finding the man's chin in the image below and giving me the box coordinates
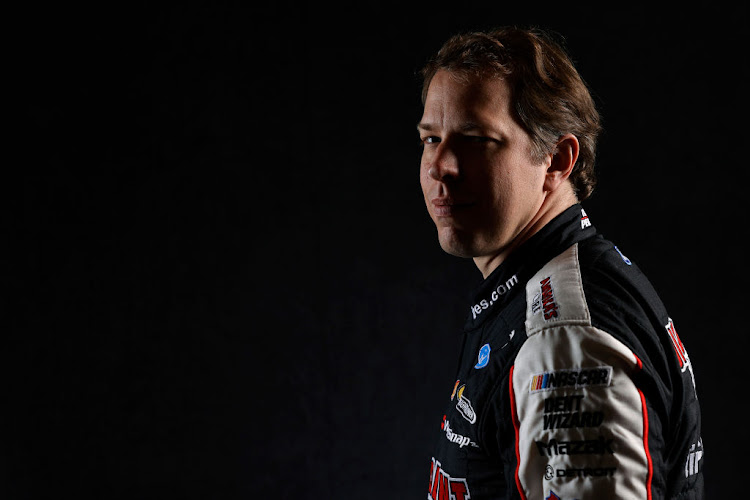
[437,230,477,258]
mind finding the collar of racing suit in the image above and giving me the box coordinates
[464,203,598,331]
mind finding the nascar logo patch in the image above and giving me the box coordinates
[529,366,613,393]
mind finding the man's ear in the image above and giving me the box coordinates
[544,133,579,192]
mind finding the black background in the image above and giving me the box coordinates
[10,3,747,498]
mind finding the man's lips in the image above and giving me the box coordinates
[431,197,474,217]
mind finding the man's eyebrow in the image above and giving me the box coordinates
[458,122,487,132]
[417,122,489,133]
[416,122,436,132]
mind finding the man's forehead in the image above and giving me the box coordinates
[428,69,509,98]
[422,70,511,124]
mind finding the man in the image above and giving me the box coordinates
[418,28,703,499]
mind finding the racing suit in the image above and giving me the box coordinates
[428,205,703,500]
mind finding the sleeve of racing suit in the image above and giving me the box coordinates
[509,324,654,499]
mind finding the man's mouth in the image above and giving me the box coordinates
[432,197,474,217]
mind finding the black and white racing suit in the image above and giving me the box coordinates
[428,205,703,500]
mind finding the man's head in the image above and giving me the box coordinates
[417,27,601,275]
[420,27,601,200]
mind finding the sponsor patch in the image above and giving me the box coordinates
[685,438,703,478]
[614,245,632,265]
[555,466,616,478]
[536,436,614,456]
[545,465,555,481]
[450,380,460,401]
[474,343,491,369]
[543,395,604,430]
[543,409,604,430]
[428,458,471,500]
[500,330,515,350]
[665,318,697,393]
[529,366,613,393]
[580,209,591,229]
[441,416,477,449]
[546,490,561,500]
[454,385,477,424]
[531,276,559,320]
[470,274,519,319]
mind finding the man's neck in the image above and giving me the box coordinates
[473,190,579,279]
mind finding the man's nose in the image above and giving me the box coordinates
[428,142,460,181]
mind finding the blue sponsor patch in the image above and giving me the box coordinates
[474,343,491,369]
[614,246,632,265]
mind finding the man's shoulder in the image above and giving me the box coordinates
[520,237,673,379]
[523,237,666,339]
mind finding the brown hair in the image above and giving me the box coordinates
[420,27,601,200]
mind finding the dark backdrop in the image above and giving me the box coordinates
[10,3,747,498]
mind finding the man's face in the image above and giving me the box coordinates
[418,69,550,262]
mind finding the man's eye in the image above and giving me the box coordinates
[422,136,441,145]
